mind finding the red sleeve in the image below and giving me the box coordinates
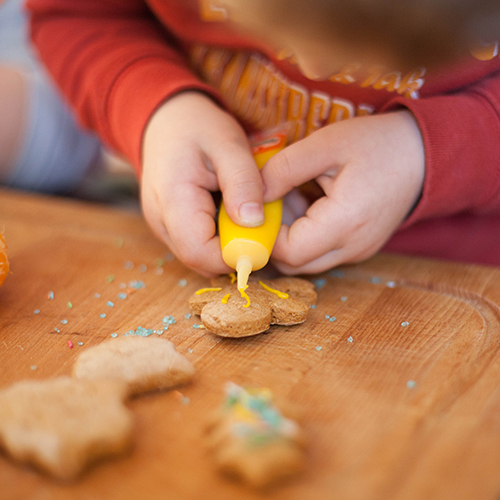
[382,69,500,227]
[27,0,220,173]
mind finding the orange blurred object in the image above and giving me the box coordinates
[0,233,9,288]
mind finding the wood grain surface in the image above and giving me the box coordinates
[1,187,500,500]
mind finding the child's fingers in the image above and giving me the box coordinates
[164,182,232,276]
[262,128,344,203]
[208,140,265,227]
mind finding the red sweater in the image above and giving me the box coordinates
[28,0,500,267]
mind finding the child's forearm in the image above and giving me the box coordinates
[27,0,219,171]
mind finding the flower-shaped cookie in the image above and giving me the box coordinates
[189,276,317,337]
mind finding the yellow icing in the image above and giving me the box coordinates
[221,293,231,304]
[259,281,289,299]
[195,287,222,295]
[229,272,237,284]
[239,285,251,308]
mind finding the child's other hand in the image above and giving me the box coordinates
[262,111,425,274]
[141,91,264,277]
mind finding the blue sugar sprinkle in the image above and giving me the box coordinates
[178,279,188,287]
[111,333,118,338]
[118,293,127,300]
[313,278,327,289]
[407,380,417,389]
[401,321,410,327]
[340,296,348,302]
[347,336,353,343]
[162,315,176,325]
[31,365,37,370]
[48,291,54,300]
[61,319,68,325]
[124,261,134,269]
[77,342,83,346]
[100,313,107,318]
[315,346,322,351]
[119,282,127,289]
[107,301,114,307]
[187,348,193,353]
[386,281,396,288]
[139,264,147,273]
[34,309,40,315]
[185,313,192,319]
[156,329,164,335]
[310,304,317,309]
[370,276,382,284]
[329,316,336,322]
[193,324,201,329]
[325,314,330,319]
[54,328,60,333]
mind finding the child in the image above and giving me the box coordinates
[27,0,500,275]
[0,0,101,194]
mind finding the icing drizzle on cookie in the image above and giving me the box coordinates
[221,293,231,304]
[239,285,251,308]
[258,281,289,299]
[229,272,237,284]
[195,287,222,295]
[224,382,299,445]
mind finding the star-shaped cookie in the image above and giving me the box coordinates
[0,377,133,479]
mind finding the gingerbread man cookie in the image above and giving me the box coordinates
[0,377,133,479]
[73,336,195,397]
[189,275,317,337]
[206,382,305,489]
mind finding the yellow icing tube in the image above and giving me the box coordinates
[219,132,286,291]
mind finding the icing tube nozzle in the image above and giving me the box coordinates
[236,256,253,291]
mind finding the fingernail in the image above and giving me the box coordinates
[239,202,264,226]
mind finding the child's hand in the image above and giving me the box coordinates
[261,111,425,274]
[141,91,264,277]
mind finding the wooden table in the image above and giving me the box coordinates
[1,187,500,500]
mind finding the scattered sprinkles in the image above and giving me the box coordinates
[119,282,127,289]
[155,258,165,268]
[370,276,382,284]
[48,291,54,300]
[68,340,73,349]
[325,314,330,319]
[67,302,73,309]
[54,328,60,333]
[106,274,115,283]
[94,293,101,299]
[329,317,336,322]
[310,304,317,309]
[178,279,188,287]
[347,336,353,343]
[187,348,193,354]
[386,281,397,288]
[100,313,107,319]
[107,301,114,307]
[340,296,348,302]
[401,321,410,327]
[139,264,147,273]
[193,324,202,329]
[30,365,37,371]
[155,267,164,275]
[406,380,417,389]
[184,313,192,320]
[125,326,156,337]
[315,346,322,351]
[118,293,127,300]
[129,280,145,290]
[313,278,327,289]
[156,329,164,335]
[124,261,134,270]
[163,315,176,326]
[61,319,68,325]
[34,309,40,315]
[111,333,118,338]
[77,342,83,346]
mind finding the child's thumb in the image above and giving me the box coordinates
[212,142,264,227]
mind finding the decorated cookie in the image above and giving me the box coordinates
[206,382,305,489]
[0,377,133,480]
[189,275,317,337]
[72,336,195,397]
